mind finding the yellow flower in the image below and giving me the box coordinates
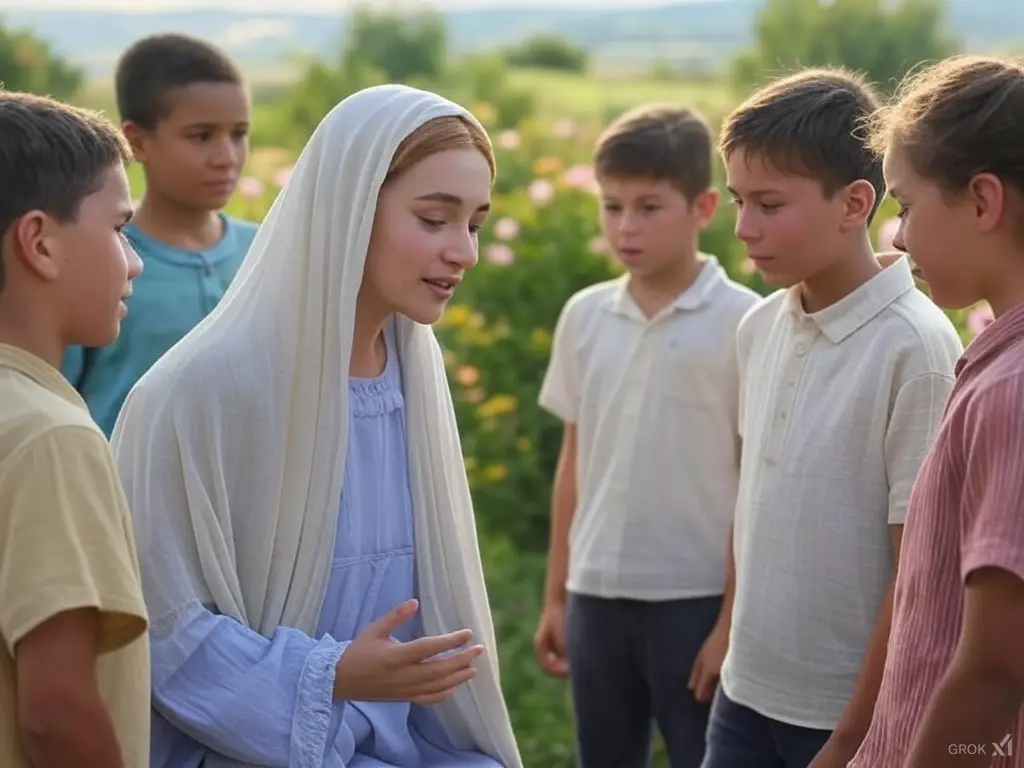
[533,156,563,176]
[515,436,532,452]
[530,327,551,350]
[476,394,518,420]
[471,102,498,126]
[444,304,472,327]
[482,463,508,483]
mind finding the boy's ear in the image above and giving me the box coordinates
[121,121,148,163]
[693,188,719,227]
[839,179,877,232]
[9,212,61,283]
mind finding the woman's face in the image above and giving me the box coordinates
[363,147,492,325]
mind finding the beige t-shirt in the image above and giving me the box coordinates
[0,344,150,768]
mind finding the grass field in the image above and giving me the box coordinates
[77,65,738,131]
[506,67,737,123]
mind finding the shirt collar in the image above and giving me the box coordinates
[0,344,86,409]
[783,255,916,344]
[956,300,1024,377]
[607,254,728,320]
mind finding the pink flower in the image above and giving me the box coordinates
[564,164,599,194]
[456,365,480,386]
[273,165,294,188]
[967,303,995,335]
[497,130,520,150]
[493,216,519,241]
[238,176,264,199]
[553,118,575,139]
[485,243,515,266]
[588,236,609,255]
[528,179,555,206]
[739,259,756,276]
[876,217,901,251]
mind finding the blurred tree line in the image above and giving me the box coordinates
[2,0,956,141]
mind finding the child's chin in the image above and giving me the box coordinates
[400,302,446,327]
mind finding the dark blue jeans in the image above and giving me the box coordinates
[701,688,831,768]
[567,592,723,768]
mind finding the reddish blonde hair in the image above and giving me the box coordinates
[386,115,495,181]
[868,55,1024,197]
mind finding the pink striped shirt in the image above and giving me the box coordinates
[851,302,1024,767]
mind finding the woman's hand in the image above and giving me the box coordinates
[334,599,483,704]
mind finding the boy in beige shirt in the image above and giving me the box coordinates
[0,91,148,768]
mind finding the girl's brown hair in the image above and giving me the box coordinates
[386,115,495,181]
[869,55,1024,197]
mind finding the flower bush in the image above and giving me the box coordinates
[220,107,987,766]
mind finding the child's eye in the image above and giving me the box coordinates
[642,205,662,214]
[418,216,445,229]
[897,204,909,218]
[761,202,782,212]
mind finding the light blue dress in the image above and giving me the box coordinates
[148,321,503,767]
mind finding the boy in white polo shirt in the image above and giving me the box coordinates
[704,69,963,768]
[534,104,760,768]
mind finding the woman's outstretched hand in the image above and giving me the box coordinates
[333,598,483,704]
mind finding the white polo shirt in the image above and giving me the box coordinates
[721,256,962,729]
[539,256,760,601]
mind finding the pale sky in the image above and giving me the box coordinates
[4,0,681,10]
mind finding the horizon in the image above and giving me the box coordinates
[8,0,703,11]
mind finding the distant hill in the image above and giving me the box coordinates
[3,0,1020,80]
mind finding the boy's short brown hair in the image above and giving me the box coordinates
[595,104,713,202]
[0,91,131,293]
[720,68,884,221]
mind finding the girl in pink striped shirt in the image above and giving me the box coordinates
[849,55,1024,767]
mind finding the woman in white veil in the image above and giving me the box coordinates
[111,85,522,768]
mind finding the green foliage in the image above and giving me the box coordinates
[0,20,82,99]
[731,0,958,93]
[66,3,993,760]
[342,6,448,84]
[504,33,588,73]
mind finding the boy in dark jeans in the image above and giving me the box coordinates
[535,104,759,767]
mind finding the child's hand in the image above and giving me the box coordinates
[688,621,729,702]
[534,602,570,677]
[334,599,483,704]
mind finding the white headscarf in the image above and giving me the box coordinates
[111,84,521,767]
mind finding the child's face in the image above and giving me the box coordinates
[726,149,869,288]
[883,146,986,310]
[130,82,250,212]
[54,164,143,347]
[598,175,715,279]
[363,147,492,326]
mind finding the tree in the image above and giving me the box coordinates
[0,21,82,100]
[731,0,957,93]
[341,6,447,85]
[504,33,588,73]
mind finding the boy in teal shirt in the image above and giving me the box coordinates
[63,33,257,434]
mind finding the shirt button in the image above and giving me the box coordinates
[795,344,806,357]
